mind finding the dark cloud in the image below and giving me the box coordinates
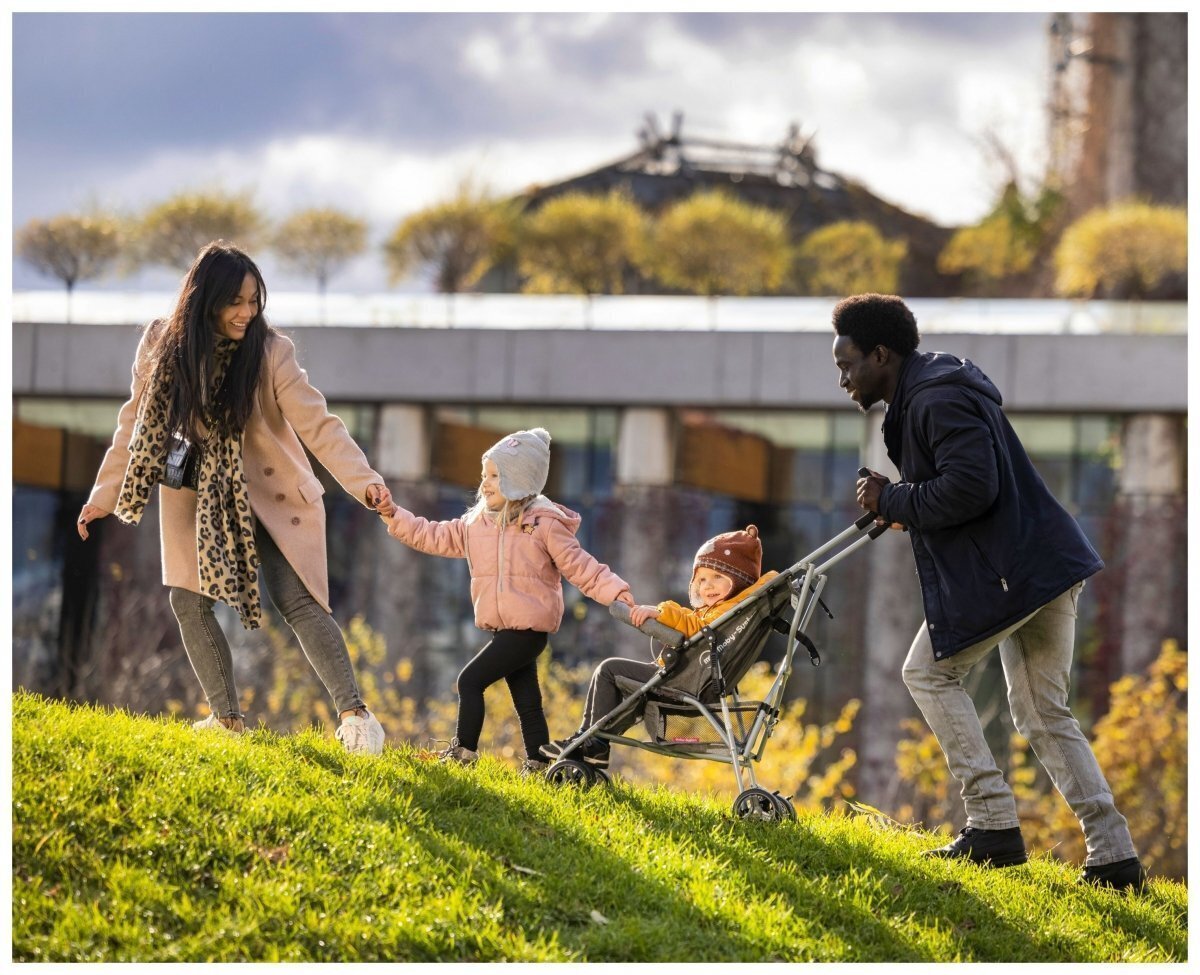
[14,12,1048,164]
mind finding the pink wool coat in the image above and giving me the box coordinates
[388,497,630,633]
[89,326,383,612]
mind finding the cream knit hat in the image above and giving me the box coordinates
[483,427,552,500]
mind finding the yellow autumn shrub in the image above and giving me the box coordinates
[249,619,858,809]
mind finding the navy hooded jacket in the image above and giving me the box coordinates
[876,351,1103,659]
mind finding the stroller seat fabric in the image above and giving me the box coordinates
[612,573,795,748]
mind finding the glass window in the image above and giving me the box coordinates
[16,398,125,438]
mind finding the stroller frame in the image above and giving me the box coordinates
[548,512,887,820]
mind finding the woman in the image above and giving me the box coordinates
[77,240,395,753]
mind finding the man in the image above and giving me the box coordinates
[831,292,1145,892]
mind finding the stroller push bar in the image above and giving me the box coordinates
[548,501,890,821]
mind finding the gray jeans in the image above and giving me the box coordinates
[902,582,1136,866]
[169,521,364,720]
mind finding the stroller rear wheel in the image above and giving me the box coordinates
[546,759,598,788]
[733,787,788,823]
[771,792,797,821]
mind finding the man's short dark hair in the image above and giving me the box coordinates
[832,293,920,357]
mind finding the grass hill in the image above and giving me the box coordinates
[11,691,1187,962]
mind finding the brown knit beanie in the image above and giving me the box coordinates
[691,524,762,596]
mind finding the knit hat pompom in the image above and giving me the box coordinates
[689,524,762,605]
[483,427,552,501]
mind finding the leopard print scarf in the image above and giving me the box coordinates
[115,335,262,629]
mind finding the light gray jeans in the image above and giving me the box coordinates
[902,582,1136,866]
[169,520,364,720]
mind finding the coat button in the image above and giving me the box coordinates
[275,493,286,502]
[264,467,275,476]
[291,517,301,526]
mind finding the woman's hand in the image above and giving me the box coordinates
[366,483,396,518]
[630,604,660,627]
[614,590,636,609]
[76,503,109,541]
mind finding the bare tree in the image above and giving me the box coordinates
[15,213,122,322]
[133,190,264,271]
[271,208,368,323]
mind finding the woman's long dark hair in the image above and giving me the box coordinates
[145,240,273,442]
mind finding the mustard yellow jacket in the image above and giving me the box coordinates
[654,571,779,639]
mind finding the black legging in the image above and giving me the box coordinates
[455,629,549,758]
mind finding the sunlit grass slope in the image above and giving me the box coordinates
[11,691,1187,962]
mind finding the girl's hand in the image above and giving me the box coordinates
[615,590,635,608]
[76,503,109,541]
[366,483,396,518]
[385,507,412,537]
[630,604,660,627]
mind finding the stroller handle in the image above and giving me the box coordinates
[856,467,891,539]
[609,602,685,648]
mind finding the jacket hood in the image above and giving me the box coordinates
[521,496,582,534]
[900,351,1003,407]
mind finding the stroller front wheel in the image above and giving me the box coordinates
[546,759,599,788]
[733,787,786,823]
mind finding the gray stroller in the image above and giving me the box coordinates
[546,506,888,822]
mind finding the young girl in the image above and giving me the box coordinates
[385,427,634,773]
[542,524,776,769]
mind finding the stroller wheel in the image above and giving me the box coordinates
[733,787,784,823]
[593,767,612,786]
[546,759,597,788]
[771,792,797,821]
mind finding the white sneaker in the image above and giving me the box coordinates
[193,714,245,734]
[337,710,385,755]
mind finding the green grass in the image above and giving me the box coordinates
[11,690,1187,962]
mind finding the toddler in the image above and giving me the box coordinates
[542,524,776,768]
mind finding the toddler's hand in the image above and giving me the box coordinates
[630,605,660,627]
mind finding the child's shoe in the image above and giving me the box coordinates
[436,738,479,765]
[519,757,549,777]
[540,735,609,769]
[193,713,245,734]
[336,709,385,755]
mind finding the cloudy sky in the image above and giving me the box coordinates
[12,11,1051,292]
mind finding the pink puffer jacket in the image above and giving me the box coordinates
[388,496,629,633]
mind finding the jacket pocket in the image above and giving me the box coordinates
[297,475,325,504]
[967,534,1009,592]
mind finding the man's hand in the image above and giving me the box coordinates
[856,469,890,513]
[630,604,660,626]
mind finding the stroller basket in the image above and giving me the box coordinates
[647,699,763,752]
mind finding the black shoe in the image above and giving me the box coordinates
[1082,857,1147,892]
[923,826,1028,867]
[539,736,610,769]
